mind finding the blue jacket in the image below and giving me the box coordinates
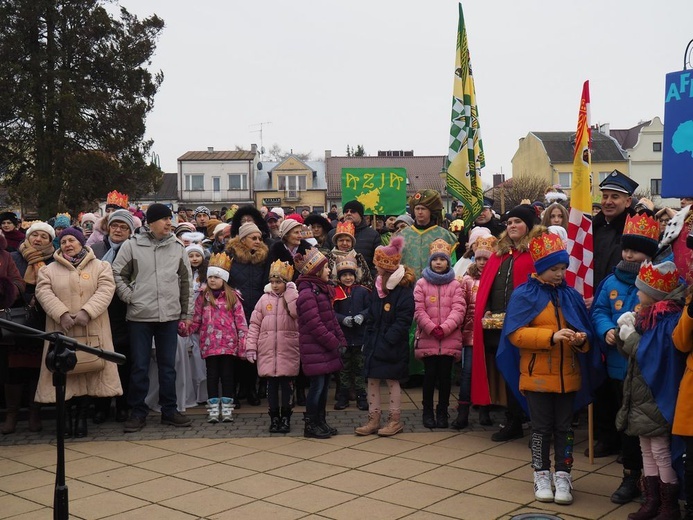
[591,268,639,380]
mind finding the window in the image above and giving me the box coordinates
[228,174,247,190]
[598,171,610,183]
[278,175,307,191]
[653,142,662,152]
[184,174,204,191]
[558,172,572,189]
[650,178,662,196]
[213,177,220,192]
[312,206,325,214]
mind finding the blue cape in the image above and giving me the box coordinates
[496,275,606,415]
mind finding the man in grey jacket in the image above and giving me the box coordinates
[112,203,194,432]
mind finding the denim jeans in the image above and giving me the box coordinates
[305,374,330,417]
[458,346,472,404]
[128,321,178,418]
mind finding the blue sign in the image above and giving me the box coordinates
[662,70,693,197]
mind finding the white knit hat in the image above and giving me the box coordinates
[26,221,56,241]
[271,207,285,219]
[185,244,204,257]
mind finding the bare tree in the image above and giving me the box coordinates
[487,176,551,214]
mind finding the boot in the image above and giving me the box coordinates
[318,410,338,436]
[220,397,234,422]
[295,385,306,407]
[206,398,220,423]
[628,476,660,520]
[451,403,470,430]
[28,402,42,432]
[333,389,349,410]
[436,404,449,429]
[654,481,681,520]
[303,413,330,439]
[478,406,493,426]
[491,417,523,442]
[355,391,368,411]
[422,405,436,429]
[1,384,22,435]
[378,409,403,437]
[268,408,280,433]
[73,398,89,438]
[355,410,381,436]
[279,407,292,434]
[611,469,643,504]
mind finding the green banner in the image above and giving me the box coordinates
[341,168,407,215]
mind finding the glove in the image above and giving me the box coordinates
[286,281,296,291]
[343,316,354,327]
[73,309,90,327]
[177,321,189,337]
[245,350,257,363]
[353,314,364,325]
[617,311,636,341]
[432,326,445,340]
[59,312,75,332]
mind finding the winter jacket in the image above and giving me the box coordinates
[459,270,480,346]
[34,248,122,402]
[327,249,374,290]
[413,272,465,360]
[111,232,193,322]
[507,275,589,395]
[296,276,345,377]
[591,268,639,380]
[673,298,693,436]
[0,234,25,344]
[333,284,370,346]
[327,219,381,276]
[189,290,247,359]
[592,209,634,287]
[91,237,130,350]
[225,236,270,321]
[267,239,313,282]
[246,284,300,378]
[363,272,416,381]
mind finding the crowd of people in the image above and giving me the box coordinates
[1,176,693,515]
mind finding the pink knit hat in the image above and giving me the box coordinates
[468,226,491,247]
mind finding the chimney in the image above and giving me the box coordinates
[207,146,214,153]
[251,143,257,154]
[325,150,332,160]
[599,123,610,136]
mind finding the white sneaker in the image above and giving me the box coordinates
[553,471,573,505]
[206,398,220,423]
[533,470,554,502]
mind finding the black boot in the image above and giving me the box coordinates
[611,469,642,504]
[279,407,292,434]
[355,391,368,411]
[268,409,280,433]
[333,389,349,410]
[74,398,89,438]
[451,403,470,430]
[303,413,330,439]
[319,410,338,436]
[422,405,436,429]
[491,417,523,442]
[436,404,449,429]
[478,406,493,426]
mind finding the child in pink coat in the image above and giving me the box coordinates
[245,260,300,433]
[414,239,466,429]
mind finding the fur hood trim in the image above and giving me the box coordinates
[226,236,269,265]
[495,228,534,256]
[230,205,271,239]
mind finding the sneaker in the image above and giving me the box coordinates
[161,411,192,427]
[533,470,554,502]
[553,471,573,505]
[123,415,146,433]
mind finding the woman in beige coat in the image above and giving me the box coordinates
[35,227,122,438]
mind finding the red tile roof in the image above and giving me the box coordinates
[178,150,255,161]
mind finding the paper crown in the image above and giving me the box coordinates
[294,247,328,276]
[374,235,404,272]
[299,225,314,239]
[474,236,497,259]
[622,213,659,257]
[207,253,232,283]
[449,219,465,232]
[106,190,129,209]
[635,260,679,301]
[269,259,294,282]
[429,238,452,259]
[529,232,569,274]
[335,254,358,276]
[333,221,355,241]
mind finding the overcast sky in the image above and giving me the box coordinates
[123,0,693,185]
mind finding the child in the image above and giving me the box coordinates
[332,253,370,411]
[497,230,594,505]
[616,260,687,520]
[245,260,300,433]
[414,239,465,429]
[295,247,346,438]
[453,235,497,429]
[184,253,247,423]
[186,244,208,404]
[327,221,374,290]
[355,236,416,437]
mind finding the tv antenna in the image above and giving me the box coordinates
[250,121,272,157]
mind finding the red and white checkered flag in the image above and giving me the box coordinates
[566,208,594,298]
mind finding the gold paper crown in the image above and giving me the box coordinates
[333,221,355,240]
[335,254,358,275]
[269,259,294,282]
[294,248,327,275]
[637,261,679,295]
[529,232,566,263]
[373,236,404,272]
[449,219,465,232]
[208,252,232,272]
[623,213,659,242]
[475,236,497,254]
[299,225,314,239]
[428,238,452,258]
[56,212,71,220]
[106,190,129,209]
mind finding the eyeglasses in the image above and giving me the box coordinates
[245,236,263,241]
[109,223,130,231]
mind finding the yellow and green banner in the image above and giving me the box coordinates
[341,168,407,215]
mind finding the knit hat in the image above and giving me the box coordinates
[270,207,285,219]
[108,209,135,233]
[213,222,230,237]
[207,252,232,283]
[279,218,302,239]
[528,232,569,274]
[635,261,679,301]
[59,227,86,247]
[468,226,492,247]
[175,222,196,237]
[0,212,19,227]
[284,213,304,224]
[474,236,497,260]
[193,205,211,218]
[343,200,365,218]
[146,203,172,224]
[180,231,205,244]
[185,244,205,258]
[80,212,98,226]
[621,213,659,258]
[26,221,56,241]
[394,214,414,227]
[53,213,71,230]
[269,259,294,282]
[409,190,444,213]
[205,218,222,237]
[428,238,452,264]
[238,221,261,240]
[333,221,355,244]
[503,204,538,232]
[335,254,358,277]
[294,247,328,276]
[374,235,404,273]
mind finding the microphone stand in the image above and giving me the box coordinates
[0,317,126,520]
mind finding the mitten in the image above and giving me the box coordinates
[617,311,636,341]
[246,350,257,363]
[432,326,445,340]
[59,312,75,331]
[353,314,364,325]
[343,316,354,327]
[73,309,90,327]
[286,281,296,291]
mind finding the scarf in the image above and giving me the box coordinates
[18,241,55,285]
[62,247,88,267]
[615,259,641,274]
[375,265,405,297]
[101,239,123,265]
[635,299,683,333]
[421,267,456,285]
[297,274,335,300]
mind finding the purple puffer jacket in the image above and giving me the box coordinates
[296,276,345,377]
[413,274,465,361]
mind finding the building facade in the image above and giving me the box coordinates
[253,155,327,214]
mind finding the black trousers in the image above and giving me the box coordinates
[595,377,642,470]
[422,355,454,409]
[267,376,292,410]
[206,355,234,399]
[526,391,575,472]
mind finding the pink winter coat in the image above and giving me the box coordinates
[459,272,480,347]
[246,284,300,378]
[189,290,247,359]
[413,272,465,360]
